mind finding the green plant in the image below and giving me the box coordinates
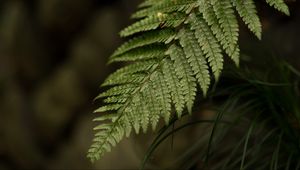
[141,58,300,169]
[87,0,291,163]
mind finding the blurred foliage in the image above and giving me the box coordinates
[0,0,299,169]
[0,0,143,169]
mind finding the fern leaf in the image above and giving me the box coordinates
[188,13,223,80]
[103,95,128,104]
[95,84,137,99]
[198,0,224,43]
[160,12,186,28]
[144,84,162,130]
[166,44,197,114]
[131,95,143,133]
[232,0,262,39]
[120,13,185,37]
[162,59,185,117]
[109,44,166,63]
[121,114,133,138]
[88,121,125,162]
[139,92,150,132]
[88,0,291,162]
[265,0,290,15]
[153,71,172,124]
[178,28,210,96]
[211,0,240,65]
[138,0,159,8]
[90,56,164,160]
[102,60,157,86]
[120,15,161,37]
[132,0,198,19]
[113,29,175,57]
[102,74,146,87]
[93,114,118,122]
[198,0,239,65]
[94,104,122,113]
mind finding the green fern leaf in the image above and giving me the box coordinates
[113,29,176,57]
[103,74,146,87]
[211,0,240,65]
[198,0,223,43]
[88,0,291,162]
[153,71,172,124]
[232,0,262,39]
[144,84,162,130]
[198,0,239,65]
[188,13,223,80]
[178,28,210,96]
[131,95,143,133]
[88,120,125,162]
[120,13,185,37]
[162,59,185,117]
[94,104,122,113]
[138,0,159,8]
[166,44,197,114]
[95,84,137,99]
[109,44,166,63]
[265,0,290,15]
[132,0,198,19]
[120,15,161,37]
[102,60,157,86]
[93,114,118,122]
[139,93,151,132]
[103,95,128,104]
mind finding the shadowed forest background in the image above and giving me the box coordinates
[0,0,300,169]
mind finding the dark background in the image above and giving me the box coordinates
[0,0,299,169]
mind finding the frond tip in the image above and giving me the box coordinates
[88,0,291,161]
[265,0,290,16]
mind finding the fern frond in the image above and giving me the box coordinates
[166,44,197,114]
[113,29,175,57]
[93,113,118,122]
[130,95,144,133]
[178,28,211,96]
[103,95,128,104]
[139,93,151,132]
[162,59,185,117]
[144,84,162,130]
[152,71,172,124]
[89,60,164,161]
[198,0,224,44]
[132,0,198,19]
[102,73,146,87]
[88,0,291,162]
[94,104,122,113]
[109,44,166,63]
[188,13,223,80]
[95,84,136,99]
[120,13,185,37]
[138,0,159,8]
[120,15,161,37]
[211,0,240,65]
[232,0,262,39]
[102,60,157,86]
[265,0,290,15]
[88,119,125,162]
[198,0,239,65]
[161,12,187,28]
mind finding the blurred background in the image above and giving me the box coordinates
[0,0,299,169]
